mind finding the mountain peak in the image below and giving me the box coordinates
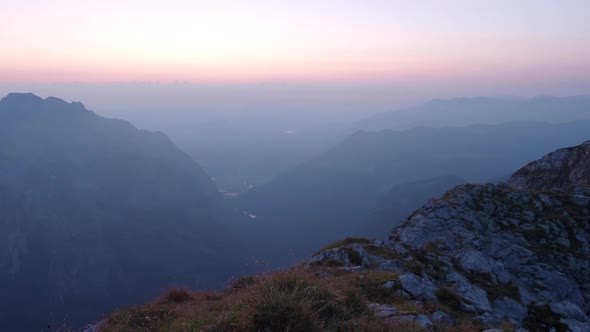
[0,92,89,114]
[1,92,43,103]
[508,140,590,191]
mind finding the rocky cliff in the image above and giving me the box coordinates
[309,141,590,331]
[508,140,590,191]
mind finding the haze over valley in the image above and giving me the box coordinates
[1,1,590,331]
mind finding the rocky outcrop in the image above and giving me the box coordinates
[310,141,590,331]
[508,140,590,191]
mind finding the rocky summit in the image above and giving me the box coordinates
[310,141,590,331]
[386,183,589,330]
[508,140,590,191]
[99,141,589,332]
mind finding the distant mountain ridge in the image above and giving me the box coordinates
[240,120,590,264]
[0,93,242,331]
[356,95,590,131]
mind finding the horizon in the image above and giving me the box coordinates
[2,1,589,114]
[2,88,590,117]
[2,82,590,116]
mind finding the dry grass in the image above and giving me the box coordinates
[100,266,487,332]
[102,267,370,332]
[158,287,194,304]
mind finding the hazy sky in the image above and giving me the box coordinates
[1,0,589,113]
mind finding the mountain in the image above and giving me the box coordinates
[356,96,590,132]
[99,141,590,332]
[0,93,243,331]
[508,140,590,191]
[239,121,590,264]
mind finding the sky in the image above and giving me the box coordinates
[1,0,589,113]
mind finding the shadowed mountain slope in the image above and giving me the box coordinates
[0,93,243,331]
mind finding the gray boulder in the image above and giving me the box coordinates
[493,297,526,324]
[458,250,512,284]
[550,301,589,322]
[308,248,350,266]
[399,273,436,300]
[446,272,491,313]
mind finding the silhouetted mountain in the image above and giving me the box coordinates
[356,96,590,131]
[239,121,590,264]
[0,93,242,331]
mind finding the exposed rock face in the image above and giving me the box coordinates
[310,141,590,331]
[390,183,589,304]
[399,273,436,301]
[508,140,590,191]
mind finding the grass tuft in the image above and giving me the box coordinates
[158,287,194,304]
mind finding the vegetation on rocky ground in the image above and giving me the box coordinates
[100,264,483,332]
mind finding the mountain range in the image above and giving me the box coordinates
[238,121,590,264]
[108,96,590,194]
[356,95,590,132]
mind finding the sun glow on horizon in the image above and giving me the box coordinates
[1,0,589,85]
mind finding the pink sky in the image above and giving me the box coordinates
[1,0,589,85]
